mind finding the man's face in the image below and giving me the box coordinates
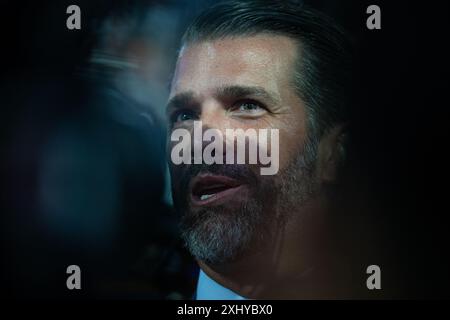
[167,35,317,265]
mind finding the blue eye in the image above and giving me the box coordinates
[233,101,268,116]
[238,102,261,112]
[172,110,196,123]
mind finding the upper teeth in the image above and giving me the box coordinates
[200,194,214,201]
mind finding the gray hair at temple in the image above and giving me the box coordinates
[180,0,355,166]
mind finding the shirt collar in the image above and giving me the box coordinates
[196,269,247,300]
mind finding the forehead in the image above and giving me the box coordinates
[170,35,298,98]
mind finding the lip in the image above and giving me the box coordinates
[190,174,247,207]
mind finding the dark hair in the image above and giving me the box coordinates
[182,0,354,149]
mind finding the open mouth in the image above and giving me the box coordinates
[190,174,246,207]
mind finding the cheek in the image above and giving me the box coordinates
[224,115,306,172]
[277,121,308,171]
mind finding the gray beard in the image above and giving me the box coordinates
[180,144,318,266]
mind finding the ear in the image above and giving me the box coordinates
[316,124,348,183]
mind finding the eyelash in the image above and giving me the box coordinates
[232,99,267,112]
[170,109,198,124]
[169,99,268,124]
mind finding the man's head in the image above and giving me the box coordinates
[167,0,352,267]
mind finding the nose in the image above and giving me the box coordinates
[199,100,228,130]
[189,100,229,163]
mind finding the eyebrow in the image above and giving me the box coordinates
[166,85,280,114]
[166,91,197,117]
[216,85,280,106]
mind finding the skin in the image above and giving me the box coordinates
[167,35,306,169]
[167,35,349,299]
